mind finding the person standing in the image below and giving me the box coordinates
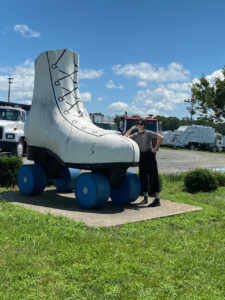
[125,118,164,207]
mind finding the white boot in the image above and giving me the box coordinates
[19,49,141,208]
[25,49,139,168]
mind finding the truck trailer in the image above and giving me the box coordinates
[89,113,121,134]
[166,125,222,151]
[89,113,114,124]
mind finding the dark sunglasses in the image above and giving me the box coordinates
[137,122,144,126]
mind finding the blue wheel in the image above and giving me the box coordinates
[53,168,80,192]
[17,164,47,196]
[75,172,110,209]
[110,170,141,204]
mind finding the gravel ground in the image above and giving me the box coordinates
[21,148,225,174]
[130,149,225,174]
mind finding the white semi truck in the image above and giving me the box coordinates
[89,113,114,124]
[158,131,172,146]
[89,113,121,135]
[216,136,225,153]
[165,125,222,152]
[0,105,27,157]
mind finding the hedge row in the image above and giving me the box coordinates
[0,155,23,187]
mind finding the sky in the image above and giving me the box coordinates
[0,0,225,119]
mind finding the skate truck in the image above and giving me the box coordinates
[17,49,141,209]
[123,116,159,148]
[0,105,29,157]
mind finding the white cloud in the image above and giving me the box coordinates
[205,69,224,85]
[167,82,191,91]
[107,101,165,117]
[80,91,91,102]
[0,75,10,92]
[106,80,124,90]
[154,101,178,111]
[133,87,190,107]
[11,91,33,102]
[97,96,107,101]
[2,27,11,35]
[0,60,34,103]
[167,69,225,91]
[79,68,104,79]
[0,67,13,73]
[137,81,148,87]
[14,24,40,38]
[107,66,225,119]
[107,101,128,112]
[112,62,190,82]
[79,83,86,87]
[0,59,104,104]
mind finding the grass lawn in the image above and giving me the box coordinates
[0,175,225,300]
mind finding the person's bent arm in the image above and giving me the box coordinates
[124,125,137,138]
[151,134,164,153]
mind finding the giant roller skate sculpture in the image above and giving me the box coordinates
[17,49,141,208]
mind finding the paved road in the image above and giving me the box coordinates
[130,149,225,174]
[21,149,225,174]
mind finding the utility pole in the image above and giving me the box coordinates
[8,78,13,103]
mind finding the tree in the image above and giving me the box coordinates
[132,114,141,118]
[184,94,196,124]
[185,67,225,123]
[114,115,122,126]
[154,115,180,131]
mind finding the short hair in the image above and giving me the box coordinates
[136,117,146,128]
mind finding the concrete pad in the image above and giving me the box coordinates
[1,189,202,227]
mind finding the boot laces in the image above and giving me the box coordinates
[51,49,88,119]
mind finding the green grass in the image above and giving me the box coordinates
[161,146,225,155]
[0,175,225,299]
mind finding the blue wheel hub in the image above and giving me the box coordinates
[53,168,80,192]
[75,172,110,209]
[17,164,47,196]
[110,170,141,204]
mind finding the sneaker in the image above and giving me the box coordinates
[139,198,148,204]
[148,198,161,207]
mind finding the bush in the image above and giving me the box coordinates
[0,155,23,187]
[184,168,218,193]
[213,172,225,187]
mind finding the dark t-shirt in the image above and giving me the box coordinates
[130,130,157,152]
